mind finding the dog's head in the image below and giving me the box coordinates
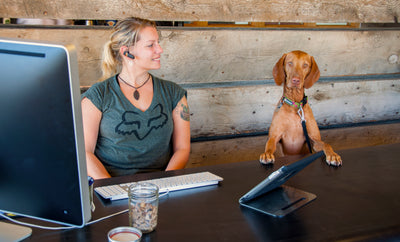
[272,50,320,89]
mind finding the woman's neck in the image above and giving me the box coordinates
[119,68,149,86]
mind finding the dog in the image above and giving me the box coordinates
[259,50,342,166]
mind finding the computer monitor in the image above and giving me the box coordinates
[0,37,91,237]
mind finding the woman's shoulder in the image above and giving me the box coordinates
[152,75,187,108]
[82,76,118,102]
[85,76,116,93]
[153,75,184,91]
[81,75,118,110]
[93,76,116,88]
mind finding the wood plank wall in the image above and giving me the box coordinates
[1,0,399,22]
[1,0,400,139]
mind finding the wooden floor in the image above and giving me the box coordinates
[187,122,400,168]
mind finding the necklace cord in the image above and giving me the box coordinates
[118,74,151,90]
[118,74,151,100]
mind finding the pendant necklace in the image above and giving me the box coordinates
[118,74,151,100]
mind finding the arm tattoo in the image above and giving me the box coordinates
[179,102,190,121]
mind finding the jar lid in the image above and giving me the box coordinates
[108,226,142,242]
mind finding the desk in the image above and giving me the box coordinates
[26,143,400,241]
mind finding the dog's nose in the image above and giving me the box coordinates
[292,77,300,85]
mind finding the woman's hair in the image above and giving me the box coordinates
[99,17,157,81]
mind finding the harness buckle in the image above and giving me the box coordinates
[298,106,305,122]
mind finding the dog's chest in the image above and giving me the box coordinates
[274,107,305,137]
[278,109,306,151]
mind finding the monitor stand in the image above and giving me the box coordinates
[240,185,317,217]
[0,221,32,242]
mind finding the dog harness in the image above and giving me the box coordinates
[280,95,313,153]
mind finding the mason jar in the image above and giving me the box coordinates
[128,182,159,233]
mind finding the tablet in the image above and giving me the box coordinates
[239,151,323,217]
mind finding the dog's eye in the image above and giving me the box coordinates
[287,62,293,66]
[303,63,309,68]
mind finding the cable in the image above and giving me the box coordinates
[0,213,79,230]
[0,209,129,230]
[86,209,128,225]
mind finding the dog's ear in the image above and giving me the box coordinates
[272,54,287,86]
[304,56,320,89]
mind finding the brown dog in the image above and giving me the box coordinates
[259,50,342,166]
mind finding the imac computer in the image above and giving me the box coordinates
[0,37,91,240]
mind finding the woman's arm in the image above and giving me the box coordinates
[81,97,112,179]
[166,96,191,170]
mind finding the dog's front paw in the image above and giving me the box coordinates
[325,152,342,166]
[260,152,275,165]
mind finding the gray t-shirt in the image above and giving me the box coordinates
[82,75,187,177]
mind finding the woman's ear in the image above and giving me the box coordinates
[119,46,131,59]
[272,54,287,86]
[304,56,320,89]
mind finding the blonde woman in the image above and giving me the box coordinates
[82,17,190,179]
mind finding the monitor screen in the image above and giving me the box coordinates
[0,37,91,228]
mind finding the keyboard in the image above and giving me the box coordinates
[95,171,224,201]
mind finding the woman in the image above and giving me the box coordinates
[82,17,190,179]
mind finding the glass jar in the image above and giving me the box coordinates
[128,182,159,233]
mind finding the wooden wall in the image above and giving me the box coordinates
[1,0,399,22]
[1,0,399,139]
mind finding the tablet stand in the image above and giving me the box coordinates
[240,185,316,217]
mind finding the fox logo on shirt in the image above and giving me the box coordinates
[115,104,168,140]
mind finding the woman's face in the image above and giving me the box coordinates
[129,26,163,71]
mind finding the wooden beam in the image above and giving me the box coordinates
[0,0,399,23]
[183,22,361,28]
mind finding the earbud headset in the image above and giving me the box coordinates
[123,51,135,59]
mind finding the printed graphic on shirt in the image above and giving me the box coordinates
[115,104,168,140]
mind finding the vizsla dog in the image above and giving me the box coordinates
[259,50,342,166]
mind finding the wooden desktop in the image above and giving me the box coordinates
[20,143,400,241]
